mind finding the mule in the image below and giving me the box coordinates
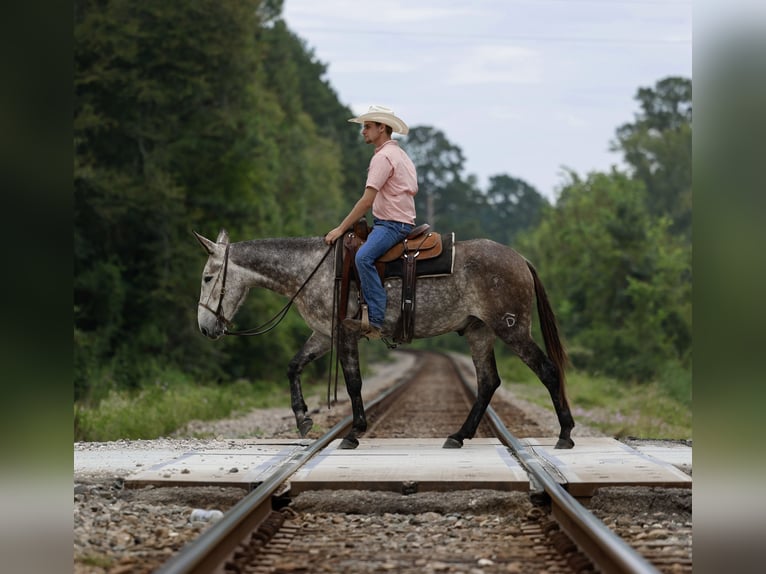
[195,228,575,450]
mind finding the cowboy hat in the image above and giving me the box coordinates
[348,105,409,135]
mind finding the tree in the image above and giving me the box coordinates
[612,77,692,239]
[402,126,467,228]
[74,0,353,400]
[260,20,368,216]
[480,174,549,246]
[519,171,691,381]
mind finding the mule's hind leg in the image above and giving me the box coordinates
[287,332,331,437]
[509,337,575,449]
[444,321,501,449]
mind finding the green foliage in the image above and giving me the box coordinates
[500,366,691,440]
[403,127,547,244]
[74,0,691,442]
[74,370,290,442]
[612,77,692,239]
[480,175,550,245]
[403,126,473,231]
[564,372,691,439]
[518,170,691,382]
[74,1,366,408]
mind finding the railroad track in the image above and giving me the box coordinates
[151,351,690,574]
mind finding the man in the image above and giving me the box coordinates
[324,105,418,339]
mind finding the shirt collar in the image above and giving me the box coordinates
[374,139,398,153]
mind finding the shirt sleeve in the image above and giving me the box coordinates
[365,153,393,191]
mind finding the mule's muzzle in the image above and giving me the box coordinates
[199,322,224,340]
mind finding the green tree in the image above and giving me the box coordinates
[480,174,549,246]
[612,77,692,238]
[519,171,691,381]
[259,20,365,229]
[402,126,468,228]
[75,0,272,397]
[432,174,486,239]
[74,0,352,401]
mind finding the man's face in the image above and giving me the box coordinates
[362,122,385,144]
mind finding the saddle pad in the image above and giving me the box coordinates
[383,232,455,279]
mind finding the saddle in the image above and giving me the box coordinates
[337,218,454,344]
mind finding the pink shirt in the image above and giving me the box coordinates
[365,140,418,225]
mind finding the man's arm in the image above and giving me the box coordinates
[324,187,377,244]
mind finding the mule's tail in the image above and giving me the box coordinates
[526,260,570,407]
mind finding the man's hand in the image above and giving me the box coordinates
[324,227,344,245]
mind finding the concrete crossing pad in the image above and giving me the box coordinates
[522,437,692,496]
[290,438,529,494]
[117,437,692,495]
[123,439,310,489]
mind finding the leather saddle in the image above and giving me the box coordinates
[342,220,442,260]
[337,218,450,344]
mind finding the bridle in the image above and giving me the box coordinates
[198,242,334,336]
[197,242,234,330]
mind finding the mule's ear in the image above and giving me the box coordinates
[216,228,230,245]
[193,231,216,255]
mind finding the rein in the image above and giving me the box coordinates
[199,239,342,410]
[199,242,335,337]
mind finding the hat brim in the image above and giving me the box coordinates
[348,112,409,135]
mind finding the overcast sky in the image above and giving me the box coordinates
[281,0,692,201]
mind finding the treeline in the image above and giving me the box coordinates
[401,78,692,385]
[74,0,368,401]
[75,0,691,405]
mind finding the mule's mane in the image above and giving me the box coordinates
[234,235,325,249]
[229,236,327,264]
[224,236,331,296]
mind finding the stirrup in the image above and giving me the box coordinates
[360,304,370,331]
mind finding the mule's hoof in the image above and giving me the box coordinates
[442,437,463,449]
[555,437,575,449]
[297,418,313,437]
[339,437,359,449]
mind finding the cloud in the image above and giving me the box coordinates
[558,112,588,129]
[488,106,524,122]
[329,58,417,75]
[447,45,543,86]
[283,0,477,28]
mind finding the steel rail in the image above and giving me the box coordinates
[154,362,418,574]
[448,353,661,574]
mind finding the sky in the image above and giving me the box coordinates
[281,0,692,201]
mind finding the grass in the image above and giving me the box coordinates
[74,350,384,442]
[74,351,691,443]
[73,375,321,442]
[496,354,692,440]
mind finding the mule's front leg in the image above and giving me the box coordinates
[338,327,367,449]
[287,333,331,437]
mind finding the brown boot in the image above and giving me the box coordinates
[342,318,382,340]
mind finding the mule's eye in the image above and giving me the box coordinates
[204,275,213,283]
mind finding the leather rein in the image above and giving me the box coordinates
[198,242,334,336]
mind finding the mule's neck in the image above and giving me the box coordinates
[229,237,331,297]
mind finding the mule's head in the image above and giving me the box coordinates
[194,228,249,340]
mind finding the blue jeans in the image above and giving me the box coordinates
[355,219,413,328]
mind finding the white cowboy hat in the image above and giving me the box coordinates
[348,105,409,135]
